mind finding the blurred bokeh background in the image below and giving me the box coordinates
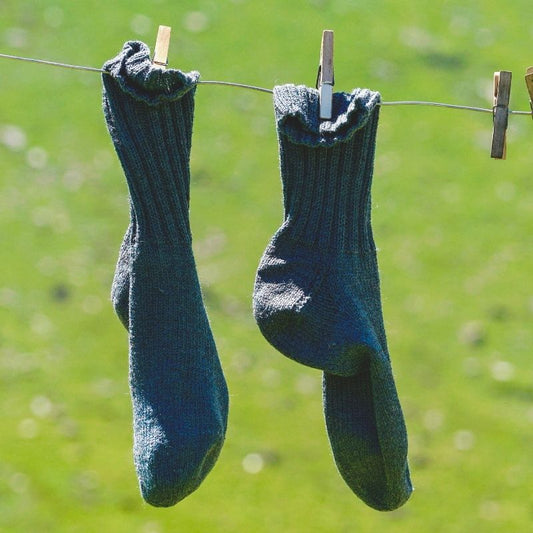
[1,1,532,531]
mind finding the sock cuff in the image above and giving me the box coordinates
[102,42,199,245]
[102,41,199,105]
[273,84,381,147]
[273,85,381,252]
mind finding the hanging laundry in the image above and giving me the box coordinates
[102,41,228,508]
[253,84,412,510]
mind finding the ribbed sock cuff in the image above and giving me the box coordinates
[103,41,200,105]
[103,41,199,244]
[273,85,381,252]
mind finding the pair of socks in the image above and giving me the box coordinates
[103,40,411,511]
[253,86,413,510]
[102,41,228,507]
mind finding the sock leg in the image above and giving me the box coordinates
[103,41,228,506]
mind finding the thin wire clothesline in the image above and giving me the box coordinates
[1,52,531,116]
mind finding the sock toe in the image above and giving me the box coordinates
[136,432,225,507]
[323,361,412,510]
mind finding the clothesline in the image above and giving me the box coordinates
[1,52,532,116]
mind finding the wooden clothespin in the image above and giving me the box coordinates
[316,30,334,120]
[524,66,533,120]
[491,71,512,159]
[152,25,171,68]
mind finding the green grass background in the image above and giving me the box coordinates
[1,1,532,531]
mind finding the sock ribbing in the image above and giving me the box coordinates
[103,41,199,245]
[274,85,380,252]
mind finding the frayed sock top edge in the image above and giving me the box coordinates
[102,41,200,105]
[273,84,381,147]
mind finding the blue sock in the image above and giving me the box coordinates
[254,85,412,509]
[103,41,228,507]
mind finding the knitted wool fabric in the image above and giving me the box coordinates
[102,41,228,507]
[254,85,412,510]
[254,85,385,375]
[111,207,135,329]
